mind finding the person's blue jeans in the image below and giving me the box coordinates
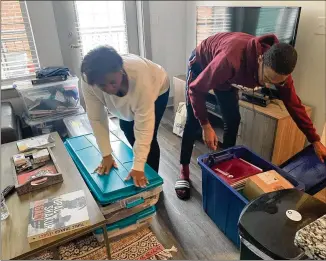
[119,88,170,172]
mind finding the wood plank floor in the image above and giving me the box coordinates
[111,107,239,260]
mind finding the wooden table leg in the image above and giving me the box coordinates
[102,224,111,260]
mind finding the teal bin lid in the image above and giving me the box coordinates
[64,133,163,205]
[94,206,156,234]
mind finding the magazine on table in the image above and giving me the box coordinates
[27,190,90,243]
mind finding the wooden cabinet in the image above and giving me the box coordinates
[322,122,326,146]
[173,75,312,166]
[238,99,312,165]
[237,106,277,161]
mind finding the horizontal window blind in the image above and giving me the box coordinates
[255,8,299,44]
[73,1,129,58]
[196,6,231,45]
[1,0,40,82]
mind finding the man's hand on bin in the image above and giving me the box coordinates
[202,123,218,150]
[313,141,326,163]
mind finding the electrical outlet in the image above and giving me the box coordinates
[315,17,326,35]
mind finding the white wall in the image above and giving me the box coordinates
[149,1,187,97]
[186,1,326,135]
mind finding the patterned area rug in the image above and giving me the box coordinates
[29,227,177,260]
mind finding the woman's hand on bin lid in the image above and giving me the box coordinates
[94,154,117,175]
[125,169,148,188]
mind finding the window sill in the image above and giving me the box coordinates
[1,84,14,90]
[1,86,20,100]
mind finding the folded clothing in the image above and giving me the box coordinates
[36,67,70,79]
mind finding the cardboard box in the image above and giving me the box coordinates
[13,153,27,167]
[314,188,326,203]
[243,170,294,200]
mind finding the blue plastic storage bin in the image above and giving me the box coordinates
[280,144,326,195]
[197,145,304,248]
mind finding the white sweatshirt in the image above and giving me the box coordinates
[81,54,169,172]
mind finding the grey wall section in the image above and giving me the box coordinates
[149,1,187,97]
[26,1,63,67]
[185,2,197,68]
[186,1,325,135]
[51,1,78,75]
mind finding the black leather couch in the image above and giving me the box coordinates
[1,102,22,144]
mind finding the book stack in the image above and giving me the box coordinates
[211,158,262,190]
[27,190,90,243]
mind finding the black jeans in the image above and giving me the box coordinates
[180,52,241,165]
[120,88,170,172]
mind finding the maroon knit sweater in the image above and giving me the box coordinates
[188,32,320,143]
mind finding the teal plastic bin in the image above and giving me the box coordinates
[64,133,163,224]
[94,206,156,241]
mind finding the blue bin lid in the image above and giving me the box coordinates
[94,206,156,234]
[280,144,326,193]
[64,133,163,205]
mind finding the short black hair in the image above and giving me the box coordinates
[263,43,297,75]
[80,45,123,85]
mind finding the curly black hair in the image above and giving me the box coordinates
[263,43,297,75]
[80,45,123,85]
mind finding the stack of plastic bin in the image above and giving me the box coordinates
[64,133,163,240]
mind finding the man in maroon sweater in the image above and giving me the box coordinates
[175,32,326,200]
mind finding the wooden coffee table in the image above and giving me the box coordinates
[1,132,111,260]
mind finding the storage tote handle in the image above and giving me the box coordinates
[125,197,145,209]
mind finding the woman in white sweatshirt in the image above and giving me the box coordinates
[81,46,169,188]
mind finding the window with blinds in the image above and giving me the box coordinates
[1,0,40,83]
[255,8,300,44]
[73,1,129,58]
[196,6,231,45]
[196,6,300,46]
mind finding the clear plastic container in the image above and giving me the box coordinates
[14,76,80,119]
[23,106,85,138]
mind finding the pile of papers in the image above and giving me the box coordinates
[16,134,55,152]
